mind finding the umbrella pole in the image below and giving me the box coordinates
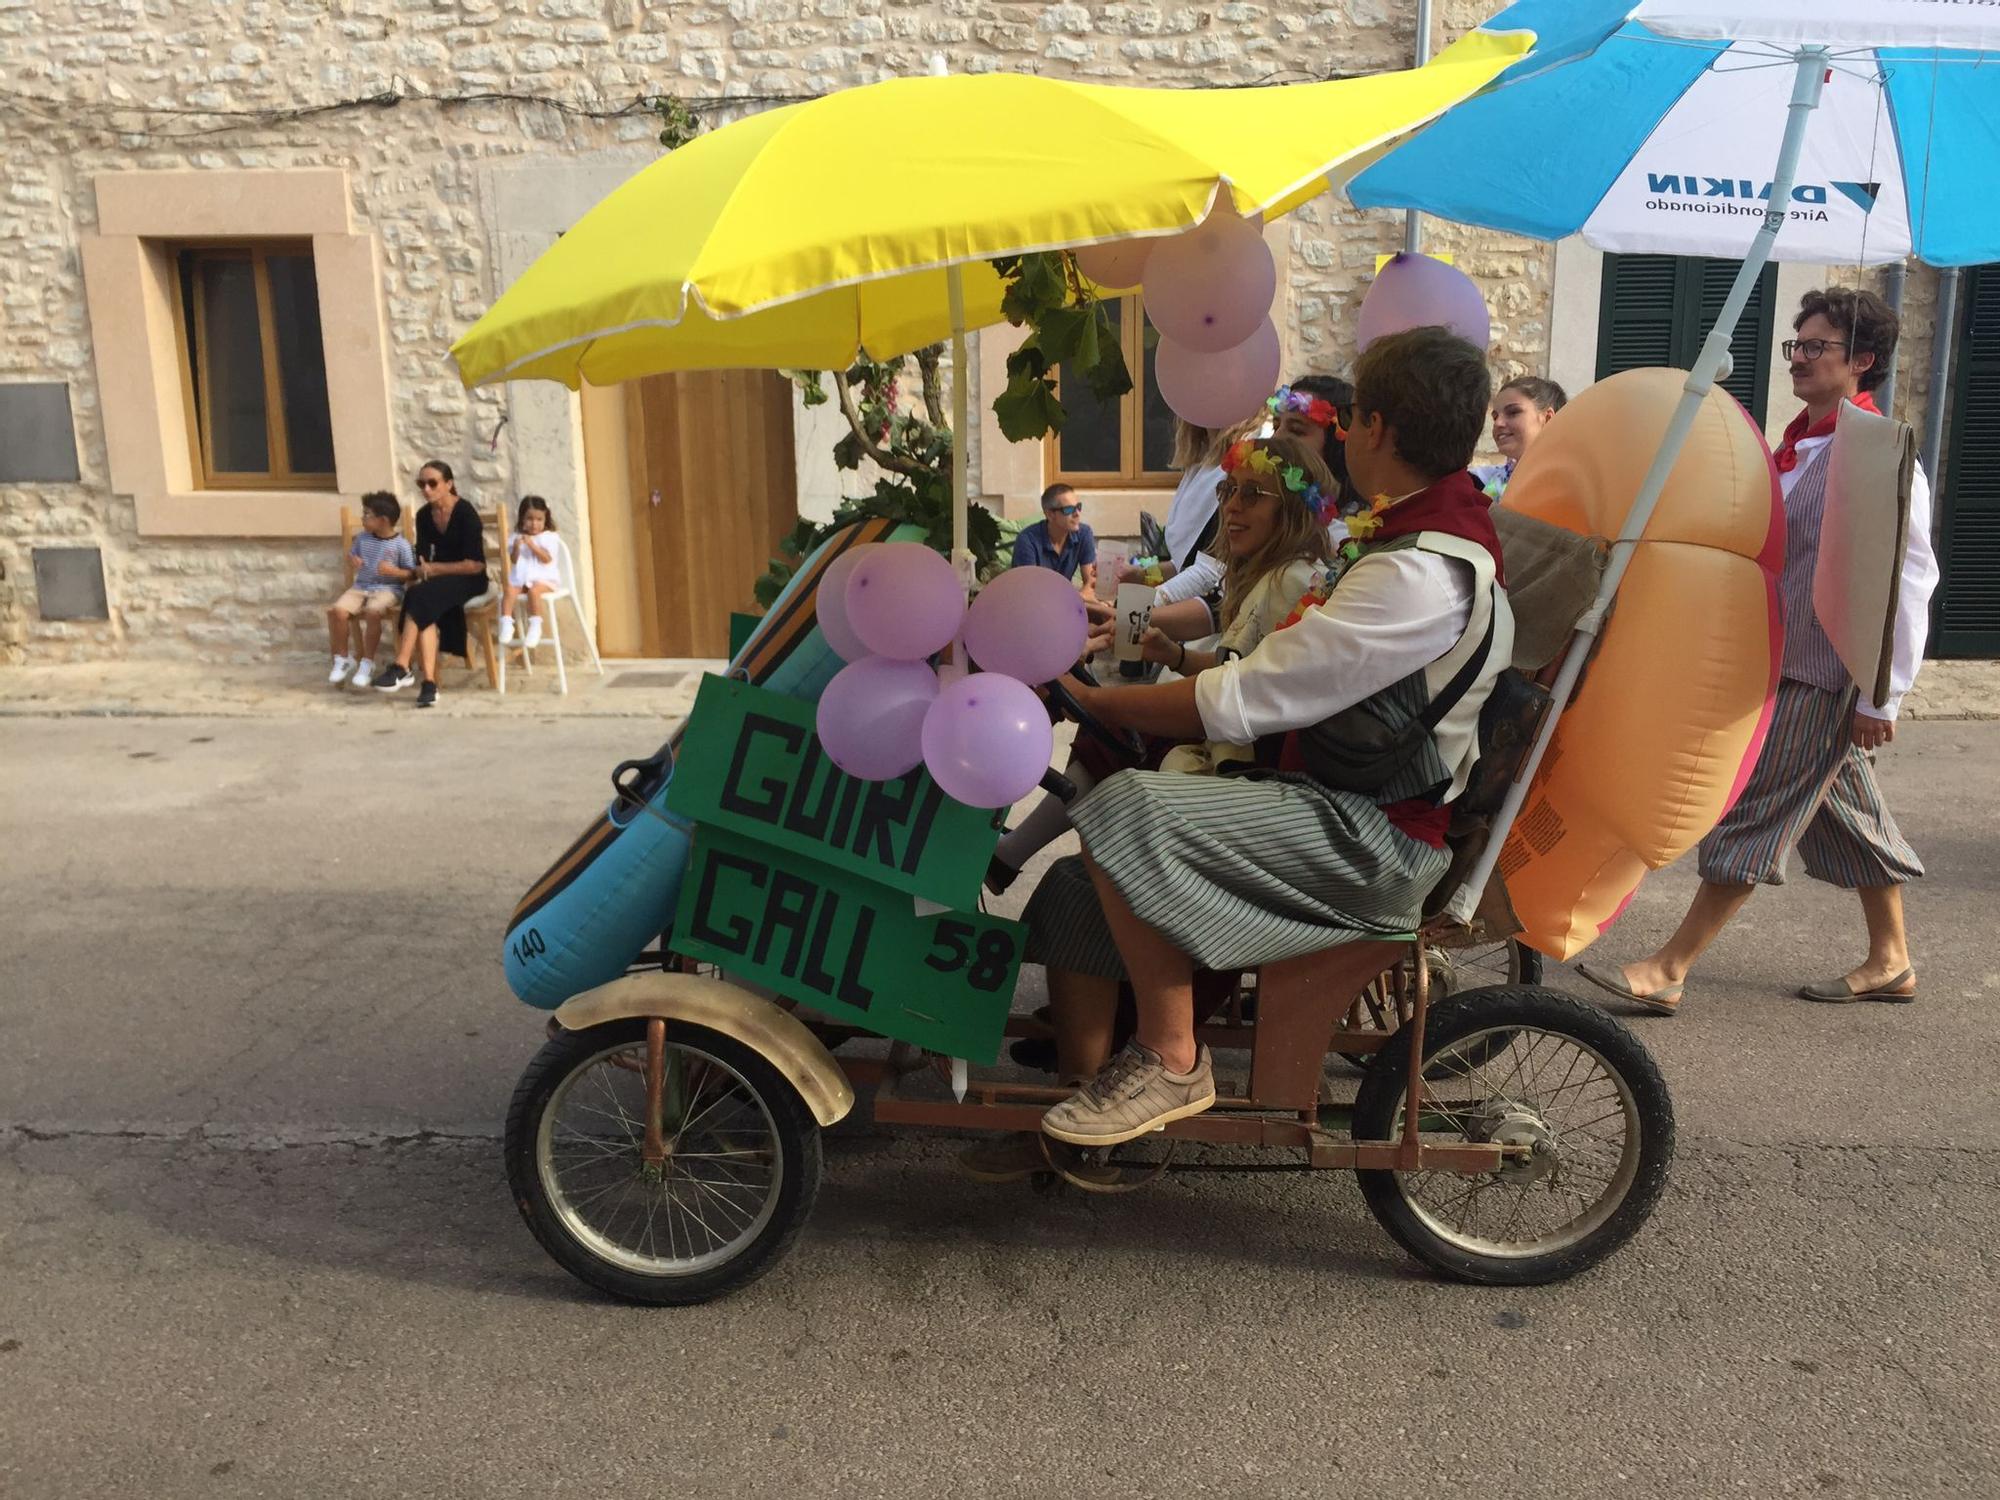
[948,262,971,573]
[1444,46,1830,929]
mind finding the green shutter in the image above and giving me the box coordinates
[1936,265,2000,658]
[1597,254,1777,426]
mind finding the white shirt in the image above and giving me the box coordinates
[1163,462,1224,571]
[1154,549,1225,609]
[1788,430,1939,722]
[1195,550,1473,746]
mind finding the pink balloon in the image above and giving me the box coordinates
[1141,210,1276,353]
[1357,251,1492,352]
[961,567,1090,686]
[1153,318,1281,431]
[815,656,938,781]
[813,543,881,663]
[1073,237,1151,290]
[845,542,965,661]
[920,673,1055,810]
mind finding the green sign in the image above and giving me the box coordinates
[667,675,1000,911]
[670,822,1023,1062]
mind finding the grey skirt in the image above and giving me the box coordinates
[1024,769,1449,980]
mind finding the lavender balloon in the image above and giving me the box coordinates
[1140,210,1275,353]
[1073,237,1151,291]
[961,567,1090,686]
[1153,317,1281,431]
[1357,251,1492,352]
[920,672,1055,810]
[813,543,881,663]
[815,655,939,781]
[845,542,965,661]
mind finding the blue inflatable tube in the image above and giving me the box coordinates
[502,519,920,1009]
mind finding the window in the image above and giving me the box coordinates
[171,242,335,488]
[1596,254,1778,426]
[1046,296,1180,488]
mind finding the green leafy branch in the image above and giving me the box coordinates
[989,251,1133,443]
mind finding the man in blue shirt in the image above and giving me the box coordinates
[1011,483,1099,599]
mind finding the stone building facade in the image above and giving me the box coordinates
[0,0,1949,667]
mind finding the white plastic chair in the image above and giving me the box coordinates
[497,532,604,696]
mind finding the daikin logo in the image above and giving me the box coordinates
[1644,174,1880,211]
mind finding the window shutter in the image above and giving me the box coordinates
[1596,254,1679,378]
[1597,254,1776,426]
[1693,257,1776,426]
[1936,264,2000,657]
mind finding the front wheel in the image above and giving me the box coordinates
[1352,986,1673,1285]
[504,1019,822,1305]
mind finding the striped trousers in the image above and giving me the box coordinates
[1696,678,1923,890]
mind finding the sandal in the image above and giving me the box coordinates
[1798,969,1917,1004]
[1575,960,1684,1016]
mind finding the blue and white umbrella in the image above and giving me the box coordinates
[1350,0,2000,267]
[1342,0,2000,930]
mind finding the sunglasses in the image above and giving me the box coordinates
[1048,503,1082,517]
[418,477,443,490]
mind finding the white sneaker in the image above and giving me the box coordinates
[328,654,355,685]
[351,658,377,690]
[499,615,517,645]
[524,616,544,649]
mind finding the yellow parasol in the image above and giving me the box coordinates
[450,27,1533,552]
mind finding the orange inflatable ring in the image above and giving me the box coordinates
[1499,368,1784,960]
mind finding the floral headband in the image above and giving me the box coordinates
[1220,439,1337,527]
[1267,385,1342,431]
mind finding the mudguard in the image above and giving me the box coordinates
[552,971,854,1127]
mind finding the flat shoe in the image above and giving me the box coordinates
[1575,959,1683,1016]
[1798,969,1916,1004]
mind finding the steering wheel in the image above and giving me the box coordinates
[1045,662,1148,767]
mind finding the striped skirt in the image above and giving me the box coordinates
[1025,769,1449,980]
[1697,677,1924,890]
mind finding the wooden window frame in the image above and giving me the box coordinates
[1044,296,1182,491]
[167,238,336,491]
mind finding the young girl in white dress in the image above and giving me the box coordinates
[500,495,561,648]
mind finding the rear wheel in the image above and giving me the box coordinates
[504,1019,821,1305]
[1352,986,1673,1285]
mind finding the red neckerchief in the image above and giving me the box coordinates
[1774,390,1877,474]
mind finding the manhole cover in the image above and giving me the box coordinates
[608,671,689,691]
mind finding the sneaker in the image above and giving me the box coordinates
[350,658,377,690]
[524,616,544,648]
[957,1132,1117,1187]
[328,654,355,685]
[416,679,438,709]
[374,664,411,693]
[1041,1042,1215,1147]
[499,615,516,645]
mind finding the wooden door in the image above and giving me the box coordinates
[590,368,799,659]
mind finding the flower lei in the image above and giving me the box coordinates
[1221,438,1337,527]
[1266,386,1341,431]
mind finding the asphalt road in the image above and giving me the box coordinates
[3,712,1995,1499]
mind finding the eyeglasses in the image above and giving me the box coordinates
[1782,338,1850,363]
[1048,504,1082,517]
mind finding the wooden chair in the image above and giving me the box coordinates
[451,501,506,691]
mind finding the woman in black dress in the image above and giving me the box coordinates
[376,460,488,707]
